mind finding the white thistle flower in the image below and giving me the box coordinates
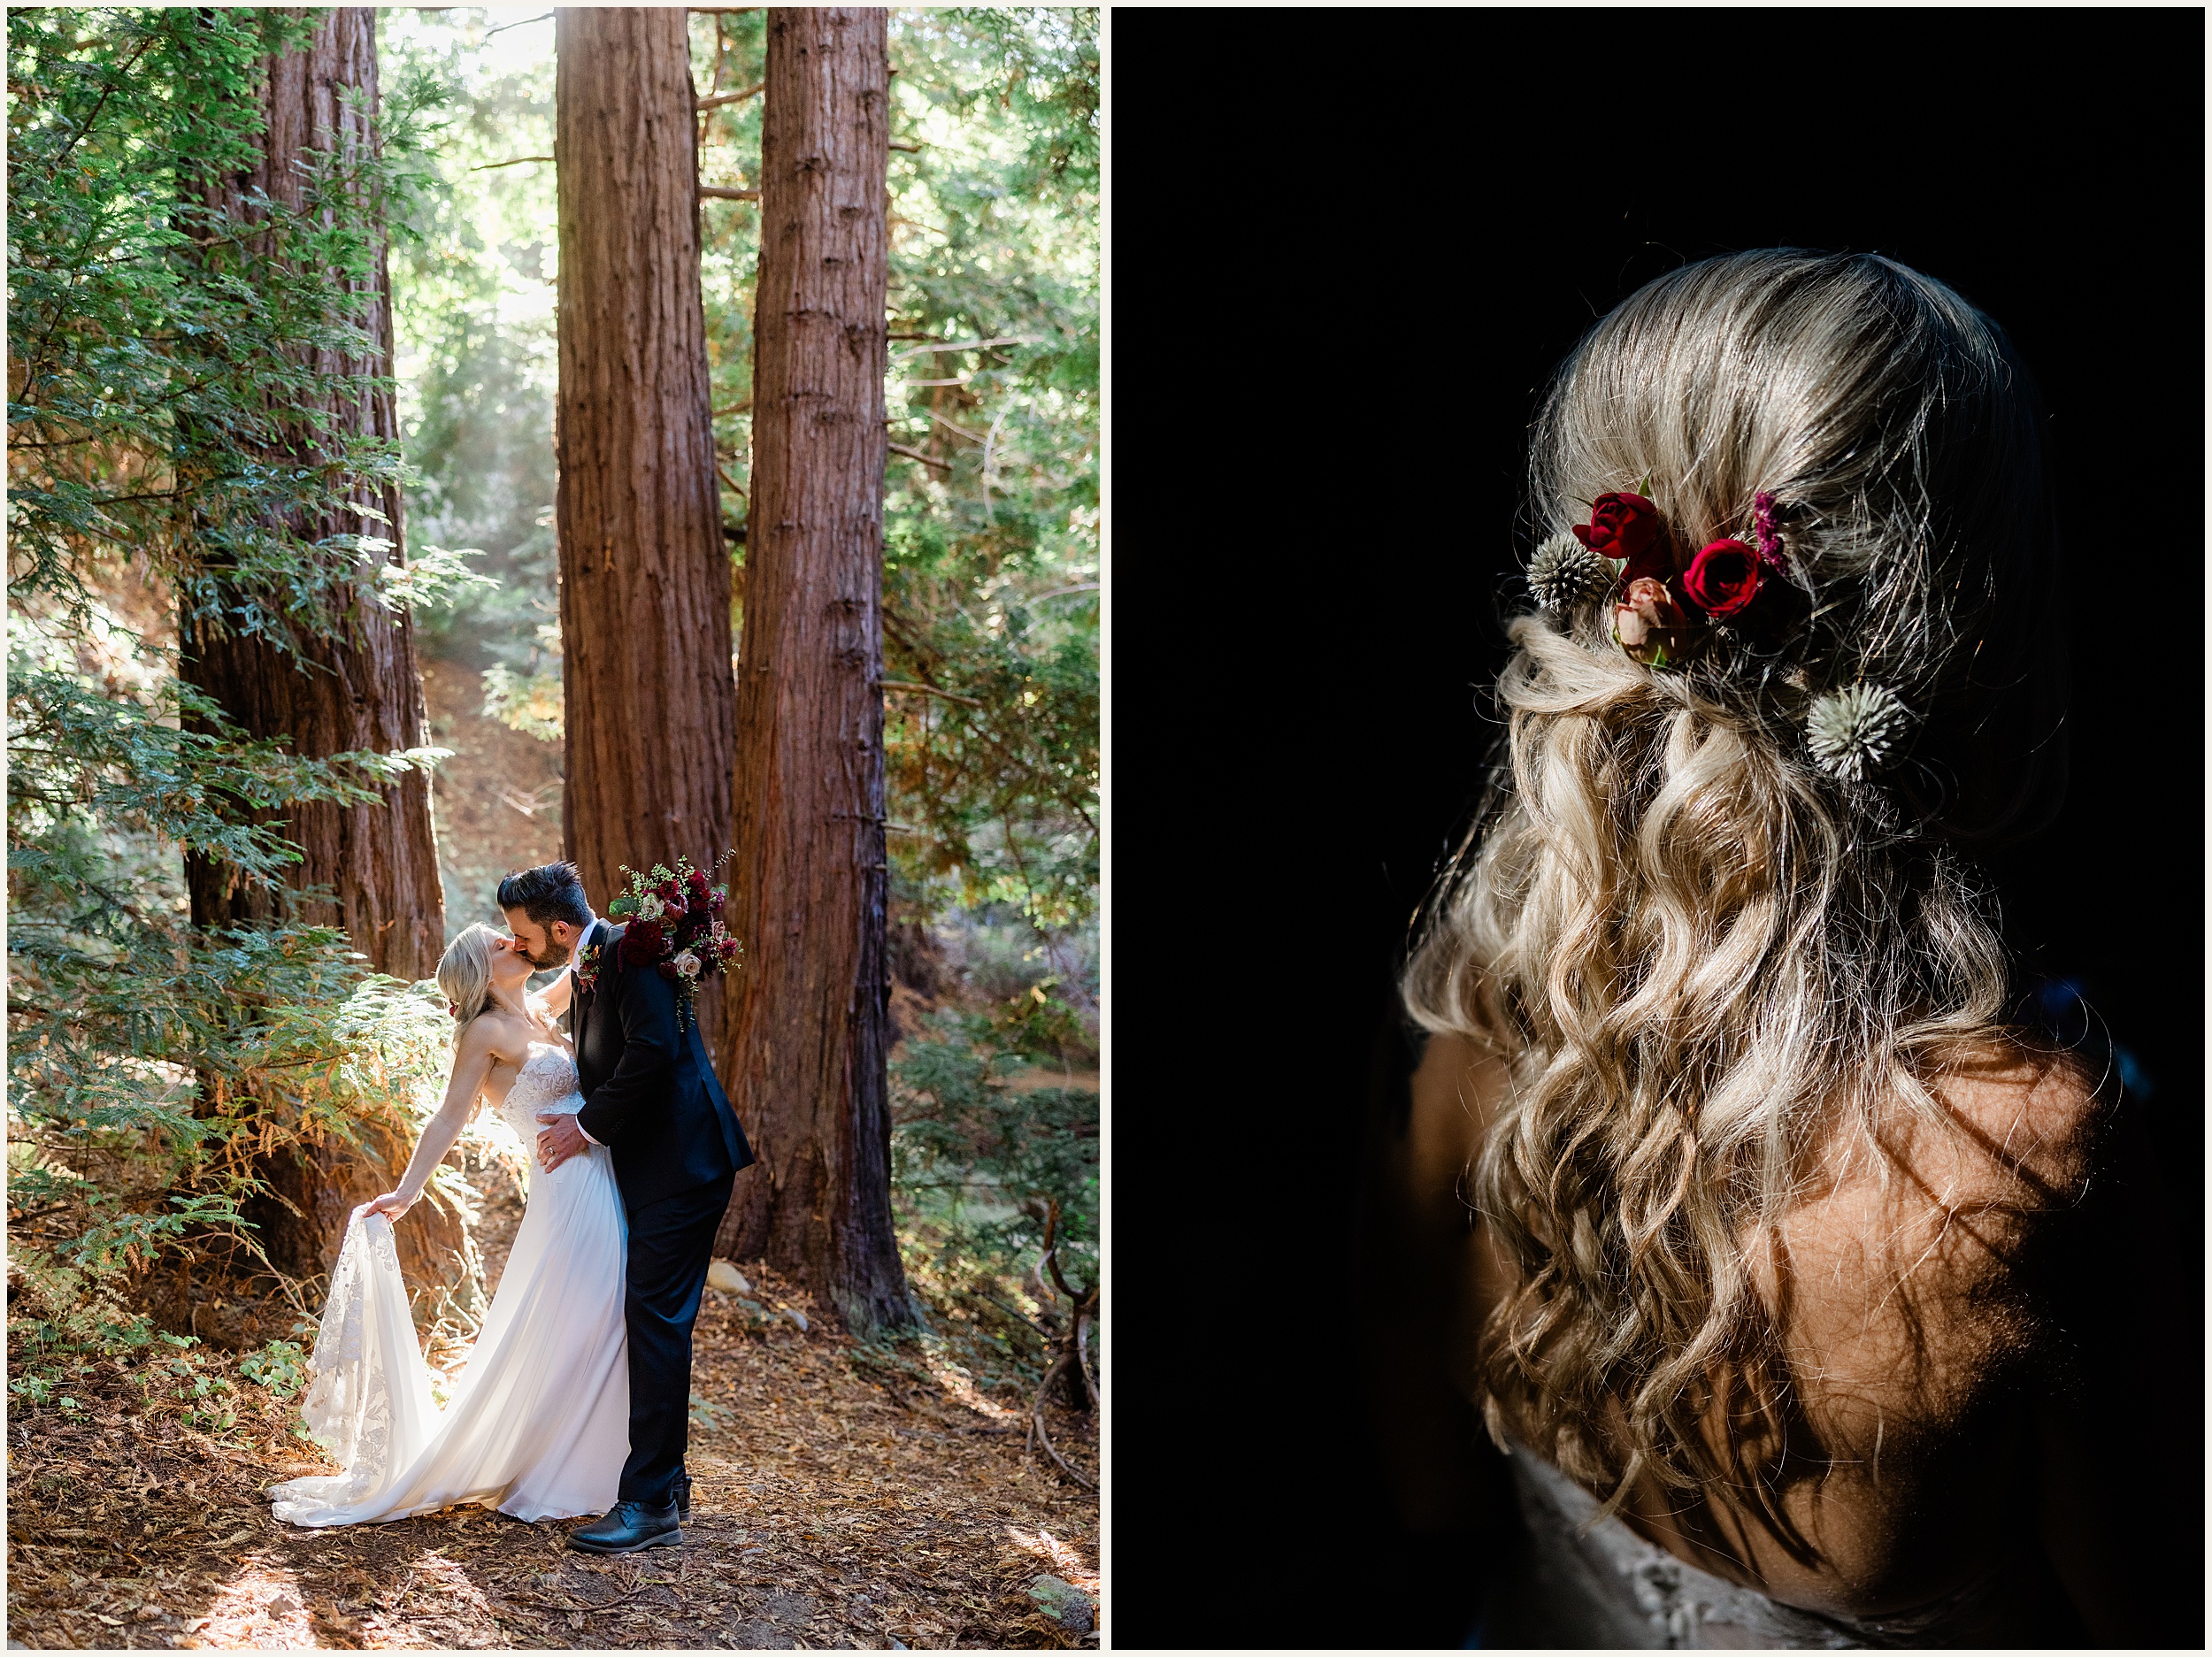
[1526,531,1613,613]
[1806,683,1910,782]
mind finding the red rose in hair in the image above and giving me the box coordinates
[1572,492,1667,580]
[620,917,664,967]
[1681,539,1762,618]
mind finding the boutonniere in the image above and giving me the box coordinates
[573,938,606,997]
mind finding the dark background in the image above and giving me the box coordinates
[1107,11,2204,1648]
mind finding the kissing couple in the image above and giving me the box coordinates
[267,860,754,1554]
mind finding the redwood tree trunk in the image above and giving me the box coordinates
[182,7,444,984]
[180,8,460,1297]
[555,5,736,1052]
[713,8,910,1335]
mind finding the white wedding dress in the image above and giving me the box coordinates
[270,1040,631,1526]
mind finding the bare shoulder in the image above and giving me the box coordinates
[466,1008,540,1069]
[1405,1030,1510,1201]
[1904,1038,2105,1216]
[1770,1039,2107,1446]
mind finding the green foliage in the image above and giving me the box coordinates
[6,6,467,1359]
[379,9,560,681]
[8,5,443,660]
[875,12,1100,933]
[478,625,564,740]
[238,1337,309,1400]
[888,1007,1097,1393]
[895,1009,1098,1241]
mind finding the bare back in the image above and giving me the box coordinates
[1408,1031,2105,1622]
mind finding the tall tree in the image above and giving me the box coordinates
[553,4,735,1054]
[177,8,467,1296]
[181,6,445,985]
[714,7,911,1334]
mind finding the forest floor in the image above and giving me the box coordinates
[5,1241,1100,1652]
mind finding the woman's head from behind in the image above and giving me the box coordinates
[1534,249,2065,840]
[1405,250,2065,1526]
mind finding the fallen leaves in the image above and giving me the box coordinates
[8,1256,1099,1650]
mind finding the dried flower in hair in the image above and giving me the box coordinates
[1806,683,1910,781]
[1527,531,1612,613]
[1752,490,1789,573]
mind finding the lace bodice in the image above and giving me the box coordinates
[496,1040,584,1150]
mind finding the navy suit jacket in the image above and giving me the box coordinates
[572,919,753,1211]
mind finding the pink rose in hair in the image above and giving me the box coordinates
[1681,539,1763,618]
[1613,576,1688,665]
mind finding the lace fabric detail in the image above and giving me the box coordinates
[296,1212,388,1472]
[497,1040,584,1155]
[270,1211,434,1523]
[1502,1447,2015,1649]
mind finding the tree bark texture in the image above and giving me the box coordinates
[712,8,910,1335]
[181,7,445,986]
[554,6,738,1052]
[179,8,464,1298]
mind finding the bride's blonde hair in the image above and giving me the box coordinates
[436,924,499,1037]
[1402,251,2067,1523]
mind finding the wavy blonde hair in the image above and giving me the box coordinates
[436,924,500,1038]
[1402,252,2067,1526]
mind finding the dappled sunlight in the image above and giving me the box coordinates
[918,1345,1026,1425]
[1007,1525,1099,1595]
[180,1555,311,1649]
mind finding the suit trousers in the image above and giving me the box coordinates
[618,1172,735,1507]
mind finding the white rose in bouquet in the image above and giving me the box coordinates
[674,950,702,979]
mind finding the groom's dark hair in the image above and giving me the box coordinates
[497,862,590,931]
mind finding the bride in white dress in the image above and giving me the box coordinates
[270,924,630,1526]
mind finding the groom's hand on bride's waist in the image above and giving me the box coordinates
[536,1111,594,1170]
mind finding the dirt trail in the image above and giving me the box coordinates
[6,1262,1099,1650]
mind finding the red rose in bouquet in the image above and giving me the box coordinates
[619,917,664,968]
[605,852,744,1030]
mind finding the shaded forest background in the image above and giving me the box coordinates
[9,1,1097,1492]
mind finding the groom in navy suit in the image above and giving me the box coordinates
[499,862,753,1553]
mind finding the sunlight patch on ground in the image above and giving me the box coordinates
[918,1345,1025,1424]
[178,1554,310,1649]
[1006,1526,1099,1595]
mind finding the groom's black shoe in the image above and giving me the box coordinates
[567,1500,680,1554]
[674,1470,693,1523]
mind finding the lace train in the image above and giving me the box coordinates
[270,1043,629,1526]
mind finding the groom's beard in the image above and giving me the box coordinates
[523,938,572,970]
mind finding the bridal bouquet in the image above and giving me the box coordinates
[606,852,743,1031]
